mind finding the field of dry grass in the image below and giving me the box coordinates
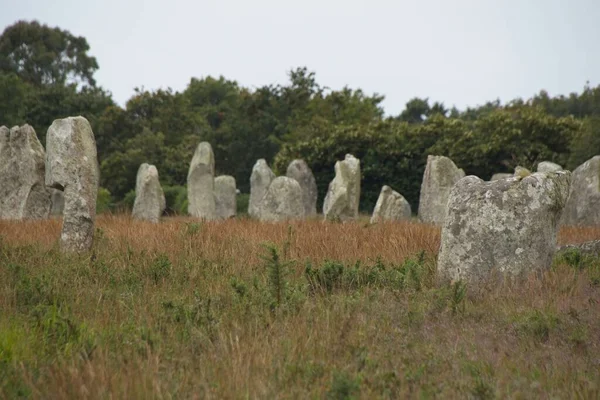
[0,215,599,399]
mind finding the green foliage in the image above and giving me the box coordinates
[96,187,113,214]
[162,185,188,215]
[236,193,249,215]
[327,370,361,399]
[516,310,560,343]
[260,243,294,308]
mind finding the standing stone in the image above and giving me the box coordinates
[437,172,571,285]
[562,155,600,226]
[0,124,51,219]
[45,117,99,253]
[248,159,275,218]
[286,159,317,216]
[323,154,361,221]
[132,163,166,223]
[187,142,216,219]
[490,173,512,181]
[50,189,65,216]
[215,175,236,219]
[418,155,465,224]
[256,177,304,222]
[370,185,411,223]
[537,161,563,173]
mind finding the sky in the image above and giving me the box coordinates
[1,0,599,115]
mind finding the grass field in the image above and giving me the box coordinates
[0,216,599,399]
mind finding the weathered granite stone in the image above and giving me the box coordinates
[537,161,563,173]
[50,189,64,216]
[132,163,166,223]
[45,117,99,252]
[418,155,465,224]
[286,159,317,216]
[215,175,236,219]
[187,142,216,219]
[370,185,411,223]
[514,166,532,178]
[323,154,361,221]
[490,173,512,181]
[562,155,600,226]
[437,171,571,285]
[0,125,52,219]
[256,176,304,222]
[248,159,275,218]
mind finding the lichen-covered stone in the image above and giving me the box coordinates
[323,154,361,221]
[45,117,99,253]
[537,161,563,173]
[437,171,571,285]
[215,175,236,219]
[0,124,52,219]
[514,166,532,178]
[418,155,465,224]
[248,159,275,218]
[187,142,216,219]
[562,155,600,226]
[132,163,166,223]
[286,159,317,216]
[490,173,512,181]
[256,176,304,222]
[370,185,411,223]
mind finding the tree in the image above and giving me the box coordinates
[0,20,98,87]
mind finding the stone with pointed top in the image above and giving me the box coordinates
[418,155,465,224]
[187,142,216,219]
[248,159,275,218]
[323,154,361,221]
[370,185,411,223]
[132,163,166,223]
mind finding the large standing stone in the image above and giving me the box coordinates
[132,163,166,223]
[418,155,465,224]
[286,159,317,216]
[437,172,571,285]
[187,142,216,219]
[323,154,361,221]
[248,159,275,218]
[490,173,512,181]
[50,189,65,216]
[562,155,600,226]
[537,161,563,173]
[215,175,236,219]
[256,177,304,222]
[370,185,411,223]
[0,124,51,219]
[45,117,99,253]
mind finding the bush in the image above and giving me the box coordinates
[96,187,113,213]
[163,185,188,215]
[236,193,249,215]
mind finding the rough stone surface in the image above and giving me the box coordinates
[286,159,317,216]
[537,161,563,173]
[490,173,512,181]
[132,163,166,223]
[248,159,275,218]
[562,156,600,226]
[418,155,465,224]
[437,171,572,285]
[0,124,52,219]
[187,142,216,219]
[215,175,236,219]
[323,154,361,221]
[370,185,411,223]
[514,166,532,178]
[50,189,64,216]
[45,117,100,252]
[256,177,305,222]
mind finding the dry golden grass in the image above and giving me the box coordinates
[0,216,599,399]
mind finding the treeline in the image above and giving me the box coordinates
[1,20,600,212]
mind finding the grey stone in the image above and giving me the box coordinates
[256,176,305,222]
[418,155,465,224]
[50,189,64,216]
[248,159,275,218]
[490,173,512,181]
[132,163,166,223]
[45,117,100,253]
[215,175,236,219]
[187,142,216,219]
[562,155,600,226]
[514,166,532,178]
[286,159,317,216]
[437,171,571,285]
[323,154,361,221]
[370,185,411,223]
[537,161,563,173]
[0,124,52,219]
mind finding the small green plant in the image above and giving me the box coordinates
[149,254,172,284]
[517,310,559,342]
[450,281,467,315]
[260,243,293,308]
[185,222,201,236]
[327,370,360,400]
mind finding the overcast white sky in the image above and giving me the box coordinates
[2,0,599,115]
